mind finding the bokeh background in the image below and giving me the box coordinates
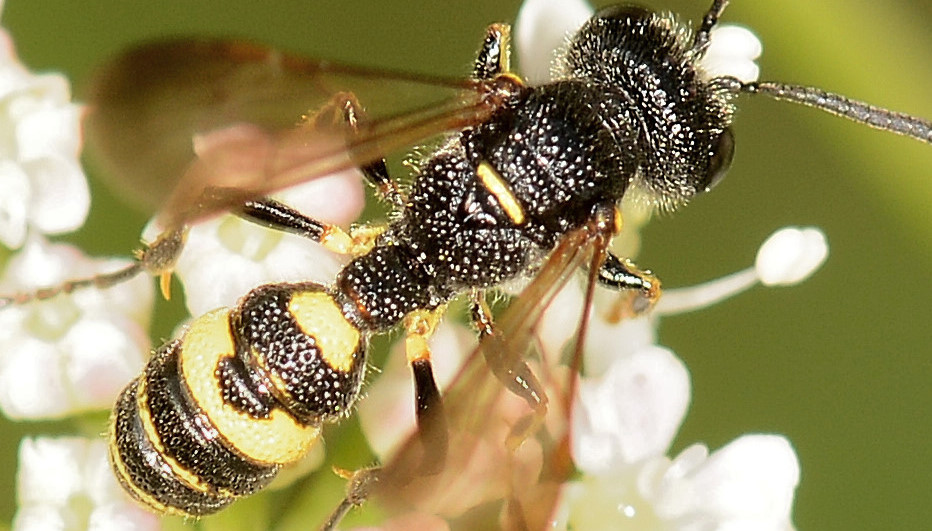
[1,0,929,529]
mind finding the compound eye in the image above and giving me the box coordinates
[592,5,654,24]
[701,127,735,192]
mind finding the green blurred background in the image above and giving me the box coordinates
[1,0,929,529]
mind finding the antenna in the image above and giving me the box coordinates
[693,0,731,53]
[742,81,932,144]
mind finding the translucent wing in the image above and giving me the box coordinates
[83,39,509,228]
[367,218,614,529]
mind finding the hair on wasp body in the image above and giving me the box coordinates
[0,0,929,528]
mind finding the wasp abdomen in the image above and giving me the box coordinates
[233,282,369,421]
[109,282,368,516]
[110,377,247,516]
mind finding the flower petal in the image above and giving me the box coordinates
[573,345,690,474]
[653,435,800,529]
[515,0,593,85]
[755,226,829,286]
[0,236,153,419]
[176,213,346,315]
[700,25,763,83]
[24,154,90,235]
[692,435,799,522]
[12,507,71,531]
[0,159,30,248]
[0,338,71,419]
[585,313,657,374]
[62,315,148,411]
[87,504,161,531]
[12,75,81,158]
[16,437,85,506]
[277,168,366,226]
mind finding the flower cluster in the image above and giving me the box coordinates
[13,437,158,531]
[0,24,87,249]
[0,3,364,527]
[556,227,823,530]
[0,0,821,529]
[0,5,159,528]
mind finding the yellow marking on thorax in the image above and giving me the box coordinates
[476,160,526,225]
[180,308,320,465]
[288,291,360,373]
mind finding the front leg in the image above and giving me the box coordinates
[598,251,662,319]
[306,91,406,208]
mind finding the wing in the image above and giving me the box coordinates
[82,39,510,228]
[367,218,614,529]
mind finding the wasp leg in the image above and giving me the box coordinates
[403,309,449,473]
[320,466,381,531]
[308,92,405,208]
[471,292,547,415]
[321,310,448,528]
[0,226,187,307]
[598,251,662,320]
[235,197,386,257]
[473,23,512,79]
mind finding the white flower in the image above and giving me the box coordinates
[515,0,593,85]
[656,226,829,314]
[0,27,88,249]
[558,226,822,529]
[562,435,799,531]
[0,234,153,419]
[572,344,690,475]
[567,326,801,528]
[13,437,159,531]
[755,227,828,287]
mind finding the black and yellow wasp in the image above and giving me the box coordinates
[1,0,929,528]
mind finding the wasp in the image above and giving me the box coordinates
[1,0,929,528]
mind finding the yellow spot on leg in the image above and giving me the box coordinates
[403,308,444,364]
[320,225,354,254]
